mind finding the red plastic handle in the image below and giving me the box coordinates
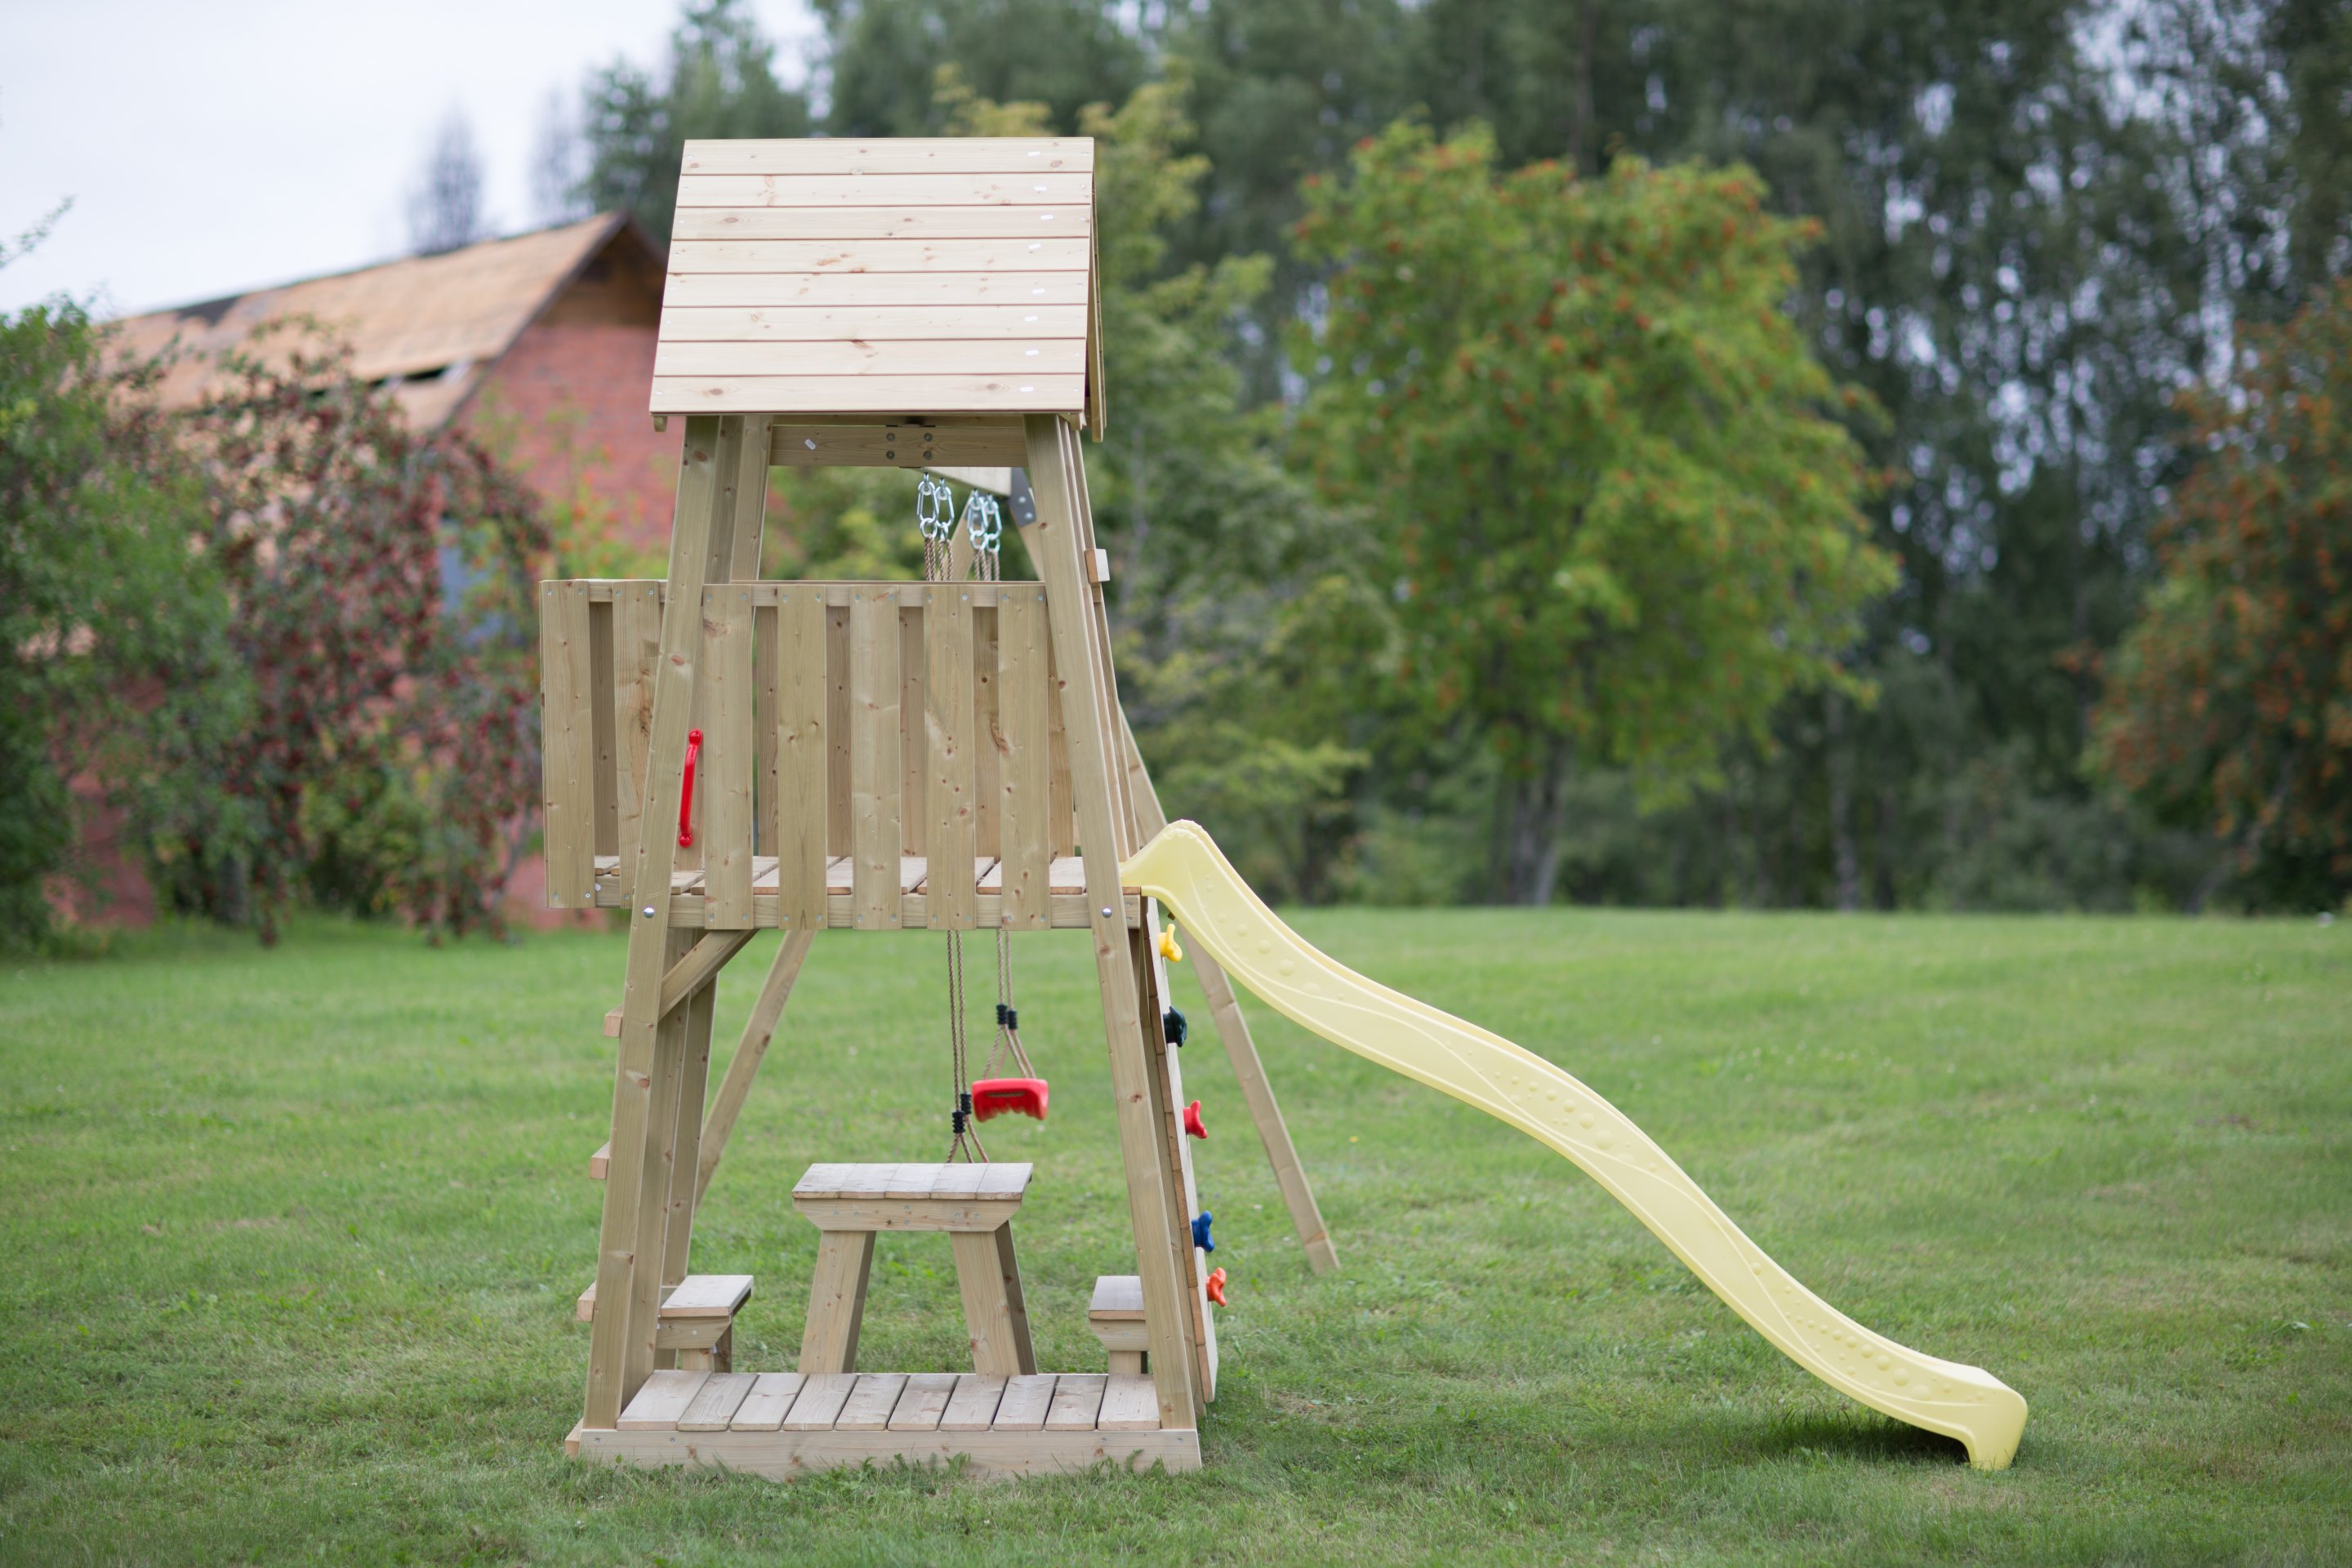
[678,728,702,847]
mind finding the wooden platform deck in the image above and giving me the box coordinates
[590,853,1141,929]
[573,1369,1198,1478]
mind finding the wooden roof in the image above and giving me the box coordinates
[112,214,653,430]
[653,138,1103,433]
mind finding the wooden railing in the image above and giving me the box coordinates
[539,580,1076,931]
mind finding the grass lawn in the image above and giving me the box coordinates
[1,906,2345,1565]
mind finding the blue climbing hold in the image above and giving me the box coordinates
[1192,1211,1214,1252]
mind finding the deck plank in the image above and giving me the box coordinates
[991,1374,1057,1431]
[1045,1373,1107,1431]
[617,1369,710,1430]
[835,1374,910,1431]
[782,1371,858,1430]
[1096,1374,1160,1432]
[678,1372,756,1432]
[939,1374,1007,1432]
[730,1372,805,1431]
[887,1372,959,1431]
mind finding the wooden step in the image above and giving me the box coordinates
[575,1272,753,1323]
[1088,1273,1150,1369]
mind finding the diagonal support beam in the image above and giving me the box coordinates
[601,929,758,1037]
[695,928,816,1205]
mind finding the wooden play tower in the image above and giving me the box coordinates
[539,136,1334,1477]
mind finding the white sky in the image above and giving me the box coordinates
[0,0,820,317]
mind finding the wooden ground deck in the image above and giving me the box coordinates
[572,1369,1199,1478]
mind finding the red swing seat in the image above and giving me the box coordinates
[970,1077,1049,1122]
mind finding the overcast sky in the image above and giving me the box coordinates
[0,0,819,318]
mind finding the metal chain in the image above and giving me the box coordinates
[944,929,987,1162]
[917,474,957,582]
[962,492,1003,581]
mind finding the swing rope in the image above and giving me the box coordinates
[943,929,987,1162]
[982,926,1036,1081]
[924,475,1036,1152]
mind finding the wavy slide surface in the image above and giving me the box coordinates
[1122,822,2027,1469]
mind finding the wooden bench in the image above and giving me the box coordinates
[1089,1275,1148,1374]
[791,1162,1036,1379]
[576,1273,754,1372]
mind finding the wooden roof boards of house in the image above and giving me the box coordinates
[111,214,654,431]
[653,138,1104,433]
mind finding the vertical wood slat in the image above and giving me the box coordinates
[899,604,927,858]
[590,595,620,858]
[610,583,662,903]
[996,587,1052,930]
[755,602,779,859]
[826,605,852,857]
[1047,630,1076,856]
[702,585,757,927]
[926,583,978,928]
[973,604,1000,860]
[540,580,595,907]
[848,588,902,929]
[773,590,831,929]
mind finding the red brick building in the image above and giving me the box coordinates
[118,212,680,559]
[82,216,681,928]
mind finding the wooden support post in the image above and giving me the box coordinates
[799,1232,876,1374]
[949,1224,1036,1377]
[696,929,816,1205]
[661,967,721,1288]
[583,415,733,1432]
[1019,413,1200,1432]
[1118,712,1339,1274]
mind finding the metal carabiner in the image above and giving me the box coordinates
[915,474,957,541]
[964,492,1003,556]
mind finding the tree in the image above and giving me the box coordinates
[0,287,245,947]
[1294,124,1893,902]
[408,109,489,255]
[580,0,811,244]
[146,329,550,943]
[2093,281,2352,910]
[817,0,1150,140]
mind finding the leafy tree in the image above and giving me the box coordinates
[579,0,811,244]
[819,0,1150,140]
[148,330,550,944]
[1294,124,1894,902]
[0,289,245,947]
[2094,281,2352,910]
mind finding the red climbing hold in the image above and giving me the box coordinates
[971,1076,1049,1122]
[1205,1267,1227,1306]
[1183,1099,1207,1139]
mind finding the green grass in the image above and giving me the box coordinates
[1,908,2345,1566]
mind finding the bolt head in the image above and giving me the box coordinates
[1101,906,1113,919]
[641,906,657,919]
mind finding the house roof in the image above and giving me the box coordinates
[112,213,655,430]
[653,137,1103,434]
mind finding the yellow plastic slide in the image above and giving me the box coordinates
[1122,821,2028,1470]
